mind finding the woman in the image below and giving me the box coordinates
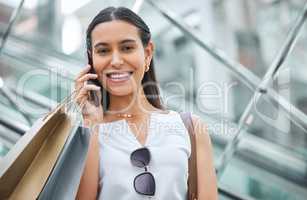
[74,6,217,200]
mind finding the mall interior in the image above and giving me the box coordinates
[0,0,307,199]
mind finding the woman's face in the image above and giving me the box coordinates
[90,20,153,96]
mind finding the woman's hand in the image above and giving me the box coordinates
[74,65,104,127]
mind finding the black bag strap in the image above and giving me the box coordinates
[180,112,198,200]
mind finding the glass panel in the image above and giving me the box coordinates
[3,0,137,58]
[1,0,307,199]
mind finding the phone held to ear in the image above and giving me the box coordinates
[87,51,100,107]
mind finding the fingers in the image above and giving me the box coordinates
[75,84,100,101]
[76,65,91,80]
[78,73,98,83]
[74,65,103,117]
[81,101,96,116]
[75,70,98,91]
[74,82,100,104]
[76,93,98,117]
[83,83,101,91]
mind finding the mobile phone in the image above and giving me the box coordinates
[87,51,100,107]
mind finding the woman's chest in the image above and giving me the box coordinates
[99,127,190,174]
[99,114,191,173]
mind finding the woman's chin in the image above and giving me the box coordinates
[107,87,135,97]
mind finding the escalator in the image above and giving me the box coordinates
[1,0,307,199]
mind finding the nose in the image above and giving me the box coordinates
[110,51,124,67]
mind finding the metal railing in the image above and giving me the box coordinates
[0,0,25,55]
[0,0,30,125]
[0,114,29,135]
[144,0,307,178]
[217,2,307,177]
[0,79,32,125]
[0,0,306,199]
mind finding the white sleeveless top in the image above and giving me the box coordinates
[98,110,191,200]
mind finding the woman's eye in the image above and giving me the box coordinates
[122,46,134,52]
[97,49,109,55]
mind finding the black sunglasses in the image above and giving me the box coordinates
[130,147,156,196]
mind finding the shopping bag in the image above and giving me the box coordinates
[38,125,90,200]
[0,97,82,200]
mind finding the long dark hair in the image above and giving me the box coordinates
[86,6,165,112]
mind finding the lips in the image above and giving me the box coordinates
[105,71,133,83]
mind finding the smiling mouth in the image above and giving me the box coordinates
[105,71,133,82]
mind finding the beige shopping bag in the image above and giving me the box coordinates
[0,97,81,200]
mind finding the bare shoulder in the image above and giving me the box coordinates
[190,114,212,148]
[190,114,208,135]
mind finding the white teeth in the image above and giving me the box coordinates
[107,72,132,80]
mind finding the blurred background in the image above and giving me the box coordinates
[1,0,307,199]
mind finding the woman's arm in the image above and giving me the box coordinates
[192,115,218,200]
[76,127,100,200]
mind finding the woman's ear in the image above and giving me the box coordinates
[144,41,154,66]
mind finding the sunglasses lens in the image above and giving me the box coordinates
[134,172,155,196]
[130,147,150,167]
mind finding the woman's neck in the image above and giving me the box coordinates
[106,89,158,116]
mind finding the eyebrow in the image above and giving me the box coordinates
[94,39,137,48]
